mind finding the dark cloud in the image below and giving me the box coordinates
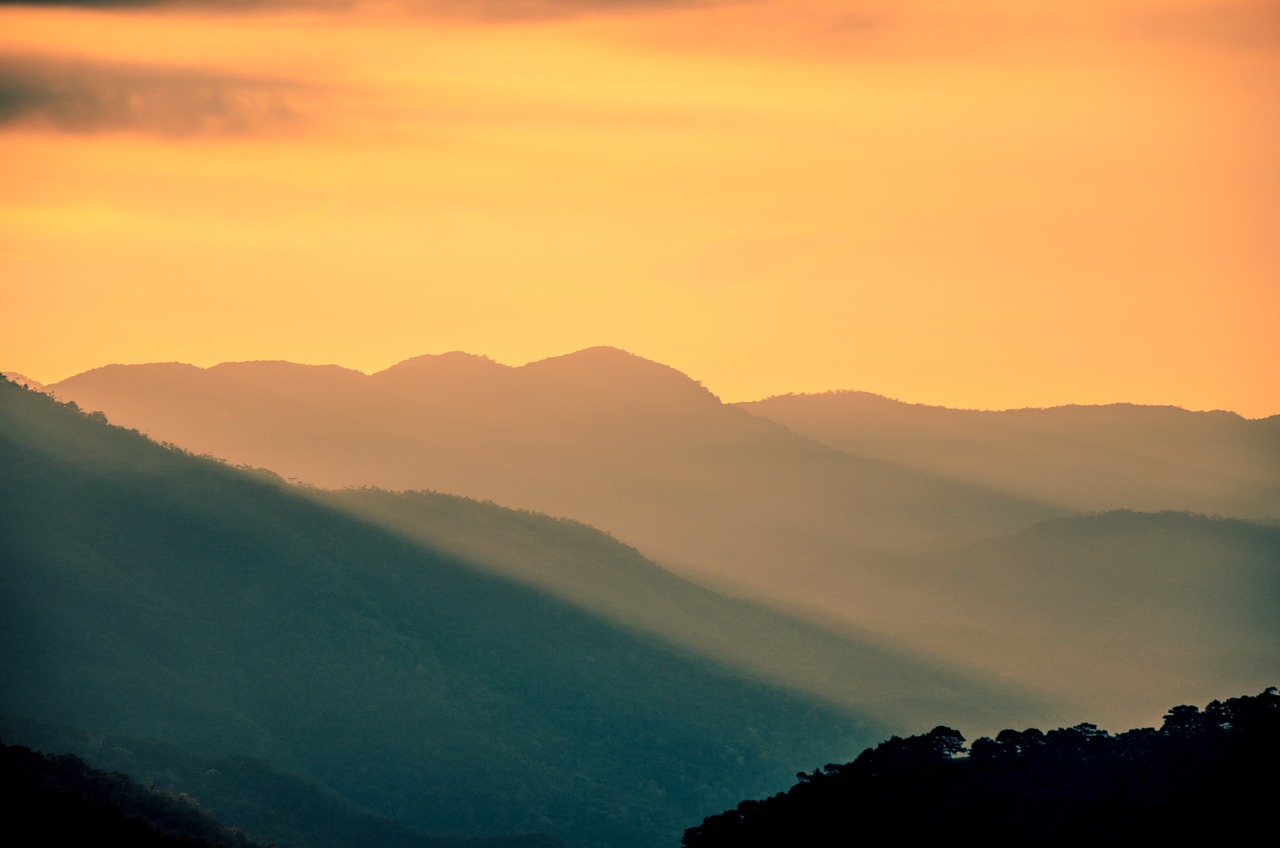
[0,55,319,137]
[0,0,312,8]
[409,0,732,20]
[1128,1,1280,52]
[0,0,726,16]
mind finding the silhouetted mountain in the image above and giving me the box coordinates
[2,740,268,848]
[0,372,48,394]
[50,349,1059,621]
[683,688,1279,846]
[0,725,562,848]
[738,391,1280,521]
[315,486,1055,735]
[0,377,880,848]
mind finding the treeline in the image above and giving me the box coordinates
[1,741,268,847]
[684,688,1279,846]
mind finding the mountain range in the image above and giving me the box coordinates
[43,348,1280,727]
[5,347,1278,845]
[46,349,1058,612]
[738,390,1280,521]
[0,376,882,848]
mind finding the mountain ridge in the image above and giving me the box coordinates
[1,375,885,848]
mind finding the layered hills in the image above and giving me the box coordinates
[738,391,1280,521]
[42,349,1280,731]
[313,487,1050,733]
[814,511,1280,728]
[49,348,1058,605]
[0,377,886,848]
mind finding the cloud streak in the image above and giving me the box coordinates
[0,55,319,136]
[0,0,733,17]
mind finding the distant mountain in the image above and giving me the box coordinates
[47,351,1280,731]
[0,377,882,848]
[737,392,1280,522]
[821,510,1280,730]
[50,349,1059,612]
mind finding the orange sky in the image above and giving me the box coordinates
[1,0,1277,415]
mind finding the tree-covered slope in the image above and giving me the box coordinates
[0,726,562,848]
[317,486,1055,736]
[684,688,1279,846]
[1,740,269,848]
[0,377,875,848]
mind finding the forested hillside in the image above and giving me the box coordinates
[0,377,876,848]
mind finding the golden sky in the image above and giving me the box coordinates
[2,0,1277,415]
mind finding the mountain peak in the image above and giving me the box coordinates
[374,352,506,377]
[370,353,512,396]
[521,347,721,405]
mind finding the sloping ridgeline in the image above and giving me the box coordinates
[1,740,270,848]
[0,731,563,848]
[0,377,877,848]
[684,689,1279,846]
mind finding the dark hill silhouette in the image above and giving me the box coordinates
[737,391,1280,521]
[1,741,269,848]
[50,349,1059,619]
[0,727,562,848]
[683,688,1280,846]
[0,372,48,394]
[0,376,882,848]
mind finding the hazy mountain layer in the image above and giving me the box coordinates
[316,487,1055,735]
[45,350,1280,730]
[0,378,880,848]
[738,391,1280,521]
[798,511,1280,730]
[49,349,1060,602]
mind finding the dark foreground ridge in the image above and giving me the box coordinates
[684,688,1279,846]
[1,741,268,848]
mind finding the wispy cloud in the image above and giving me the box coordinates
[1126,0,1280,52]
[0,54,320,136]
[0,0,731,13]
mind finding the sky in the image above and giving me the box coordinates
[1,0,1277,415]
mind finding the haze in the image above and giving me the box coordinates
[2,0,1278,417]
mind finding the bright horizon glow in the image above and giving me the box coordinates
[2,1,1277,417]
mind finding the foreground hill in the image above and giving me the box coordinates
[738,392,1280,521]
[1,741,268,848]
[0,727,562,848]
[49,350,1059,602]
[684,688,1279,846]
[0,377,878,848]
